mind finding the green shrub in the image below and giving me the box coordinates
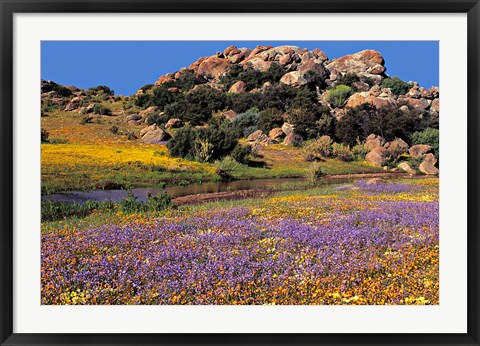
[214,156,240,181]
[332,143,353,162]
[220,63,286,91]
[88,85,114,96]
[140,84,154,92]
[52,85,72,97]
[257,83,297,111]
[381,76,411,96]
[243,126,258,138]
[145,192,172,211]
[167,126,197,159]
[336,72,360,88]
[194,138,214,162]
[352,141,369,161]
[305,162,326,187]
[92,104,111,115]
[287,104,331,140]
[41,128,49,143]
[231,144,252,164]
[304,135,333,161]
[335,104,421,146]
[231,108,259,138]
[258,108,284,132]
[196,125,239,161]
[412,128,439,158]
[146,112,170,126]
[326,84,352,108]
[41,99,59,113]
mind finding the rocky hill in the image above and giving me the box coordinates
[41,45,439,175]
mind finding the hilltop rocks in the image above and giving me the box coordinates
[430,98,439,113]
[398,97,430,110]
[228,80,247,93]
[345,88,396,109]
[280,71,310,87]
[326,50,386,84]
[155,73,175,86]
[140,124,171,143]
[196,56,231,81]
[223,46,251,64]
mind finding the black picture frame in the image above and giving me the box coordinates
[1,1,479,345]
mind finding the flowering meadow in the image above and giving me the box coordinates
[41,178,439,305]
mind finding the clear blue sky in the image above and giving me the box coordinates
[41,41,439,96]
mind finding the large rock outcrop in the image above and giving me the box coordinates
[326,50,386,84]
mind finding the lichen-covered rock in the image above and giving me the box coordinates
[268,128,285,141]
[140,124,171,143]
[165,118,182,129]
[409,144,433,158]
[397,162,416,174]
[283,133,302,146]
[365,147,389,167]
[196,56,231,80]
[365,134,385,151]
[281,123,295,136]
[326,49,386,84]
[228,80,247,93]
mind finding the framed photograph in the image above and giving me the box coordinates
[1,1,479,345]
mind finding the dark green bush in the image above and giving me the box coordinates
[220,63,286,91]
[257,108,284,132]
[140,84,154,92]
[119,192,172,214]
[381,76,411,96]
[231,144,252,164]
[231,108,260,138]
[52,85,72,97]
[335,105,421,146]
[288,104,331,140]
[412,128,439,158]
[88,85,114,96]
[92,104,111,115]
[228,92,262,113]
[167,126,197,159]
[146,112,170,126]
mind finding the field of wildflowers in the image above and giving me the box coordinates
[41,111,381,194]
[41,178,439,305]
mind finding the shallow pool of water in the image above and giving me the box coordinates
[42,177,306,203]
